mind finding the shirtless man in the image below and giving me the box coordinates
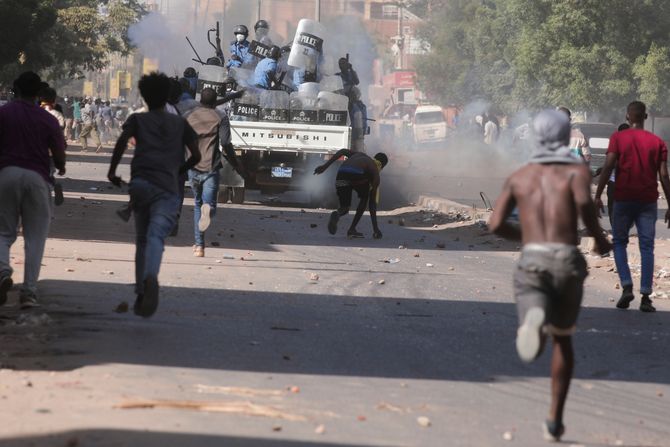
[489,110,611,442]
[314,149,388,239]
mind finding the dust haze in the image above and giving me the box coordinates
[128,2,535,208]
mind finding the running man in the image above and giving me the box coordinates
[313,150,388,239]
[108,72,200,318]
[489,110,611,442]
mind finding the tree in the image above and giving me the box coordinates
[414,0,670,115]
[0,0,144,86]
[634,44,670,114]
[0,0,57,69]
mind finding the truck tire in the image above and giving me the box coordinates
[218,187,231,204]
[231,187,245,204]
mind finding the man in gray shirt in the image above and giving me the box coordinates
[108,72,201,318]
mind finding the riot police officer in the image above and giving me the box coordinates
[254,19,272,45]
[253,46,281,89]
[227,25,253,69]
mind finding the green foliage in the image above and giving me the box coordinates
[415,0,670,114]
[0,0,144,86]
[634,44,670,113]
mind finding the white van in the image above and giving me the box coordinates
[413,105,448,144]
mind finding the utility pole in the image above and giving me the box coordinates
[396,1,404,69]
[194,0,199,30]
[315,0,321,21]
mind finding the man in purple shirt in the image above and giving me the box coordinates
[0,72,66,308]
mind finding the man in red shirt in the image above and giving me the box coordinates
[595,101,670,312]
[0,72,66,308]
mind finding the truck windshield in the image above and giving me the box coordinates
[415,111,445,125]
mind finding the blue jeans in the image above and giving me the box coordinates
[611,201,657,294]
[129,178,179,294]
[188,169,220,247]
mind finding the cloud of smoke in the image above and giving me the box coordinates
[128,4,532,209]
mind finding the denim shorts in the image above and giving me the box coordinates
[514,243,588,336]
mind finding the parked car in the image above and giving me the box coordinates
[413,105,448,145]
[574,122,618,170]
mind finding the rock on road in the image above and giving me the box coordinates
[0,148,668,447]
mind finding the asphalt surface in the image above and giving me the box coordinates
[0,145,668,447]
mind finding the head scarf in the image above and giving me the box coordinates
[528,109,580,164]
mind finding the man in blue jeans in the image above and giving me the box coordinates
[108,72,200,318]
[595,101,670,313]
[184,88,244,257]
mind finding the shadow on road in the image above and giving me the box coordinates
[0,429,387,447]
[49,189,514,252]
[1,280,667,386]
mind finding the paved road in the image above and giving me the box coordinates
[0,147,668,446]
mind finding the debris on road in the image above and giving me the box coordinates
[315,424,326,434]
[502,431,514,441]
[16,313,52,326]
[425,263,434,268]
[288,386,300,394]
[417,416,431,428]
[436,241,446,249]
[115,399,307,421]
[309,273,320,281]
[223,254,235,260]
[114,302,129,313]
[376,402,404,413]
[271,326,301,332]
[378,279,386,285]
[379,258,400,264]
[272,425,282,432]
[310,224,318,228]
[195,384,285,397]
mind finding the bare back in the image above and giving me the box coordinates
[509,163,590,246]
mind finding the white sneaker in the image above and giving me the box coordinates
[516,307,545,363]
[198,204,211,232]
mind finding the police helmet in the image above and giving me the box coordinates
[280,45,291,55]
[183,67,197,78]
[254,19,269,32]
[268,45,281,60]
[223,76,237,92]
[233,24,248,36]
[206,56,224,66]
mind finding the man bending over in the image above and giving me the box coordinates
[314,150,388,239]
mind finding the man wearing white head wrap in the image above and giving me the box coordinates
[489,109,611,442]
